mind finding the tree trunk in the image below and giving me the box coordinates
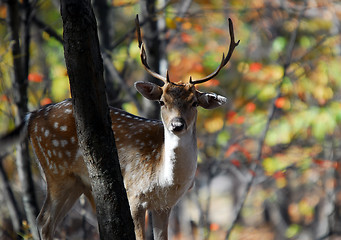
[6,1,40,239]
[59,0,135,239]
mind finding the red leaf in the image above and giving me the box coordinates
[275,97,286,109]
[28,73,43,83]
[273,171,285,179]
[210,223,220,231]
[226,111,237,124]
[224,144,239,158]
[231,159,241,167]
[40,98,52,106]
[249,62,262,72]
[0,95,10,102]
[235,116,245,125]
[245,102,256,113]
[181,33,192,43]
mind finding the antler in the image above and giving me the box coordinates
[189,18,240,85]
[135,15,169,84]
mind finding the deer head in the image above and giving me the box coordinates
[134,15,240,135]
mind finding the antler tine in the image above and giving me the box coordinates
[135,15,168,83]
[190,18,240,85]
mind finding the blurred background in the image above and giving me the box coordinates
[1,0,341,239]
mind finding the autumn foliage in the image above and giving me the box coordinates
[1,0,341,239]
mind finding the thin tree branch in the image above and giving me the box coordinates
[32,16,63,43]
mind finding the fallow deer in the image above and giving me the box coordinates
[0,16,239,239]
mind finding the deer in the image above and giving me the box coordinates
[0,16,239,240]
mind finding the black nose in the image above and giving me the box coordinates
[170,118,186,132]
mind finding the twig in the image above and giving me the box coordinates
[32,16,63,43]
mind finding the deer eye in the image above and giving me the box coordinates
[159,101,165,106]
[192,101,199,107]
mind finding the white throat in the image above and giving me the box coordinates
[158,124,197,187]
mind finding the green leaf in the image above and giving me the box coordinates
[272,36,287,53]
[217,131,230,146]
[286,224,301,238]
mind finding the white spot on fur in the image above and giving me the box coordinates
[52,163,58,174]
[60,126,67,131]
[60,140,68,147]
[65,109,72,114]
[65,151,71,157]
[52,140,59,147]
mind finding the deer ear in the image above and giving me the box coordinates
[197,91,227,109]
[135,81,163,101]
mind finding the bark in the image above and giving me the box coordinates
[59,0,135,239]
[6,1,40,239]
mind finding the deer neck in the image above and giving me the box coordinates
[158,121,197,187]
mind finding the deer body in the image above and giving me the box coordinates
[0,16,238,240]
[7,82,219,240]
[21,95,198,239]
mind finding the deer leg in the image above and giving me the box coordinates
[130,202,146,240]
[37,190,54,240]
[37,179,83,240]
[152,208,171,240]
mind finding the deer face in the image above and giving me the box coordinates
[134,14,237,135]
[135,81,227,135]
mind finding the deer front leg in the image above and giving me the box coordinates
[130,203,147,240]
[152,208,171,240]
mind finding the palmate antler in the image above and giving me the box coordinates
[135,15,240,85]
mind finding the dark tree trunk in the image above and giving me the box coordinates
[6,1,40,239]
[59,0,135,239]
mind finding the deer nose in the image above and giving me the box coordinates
[170,118,187,132]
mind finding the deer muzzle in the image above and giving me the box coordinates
[170,117,187,133]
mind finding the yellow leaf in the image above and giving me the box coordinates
[166,18,177,29]
[204,116,224,133]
